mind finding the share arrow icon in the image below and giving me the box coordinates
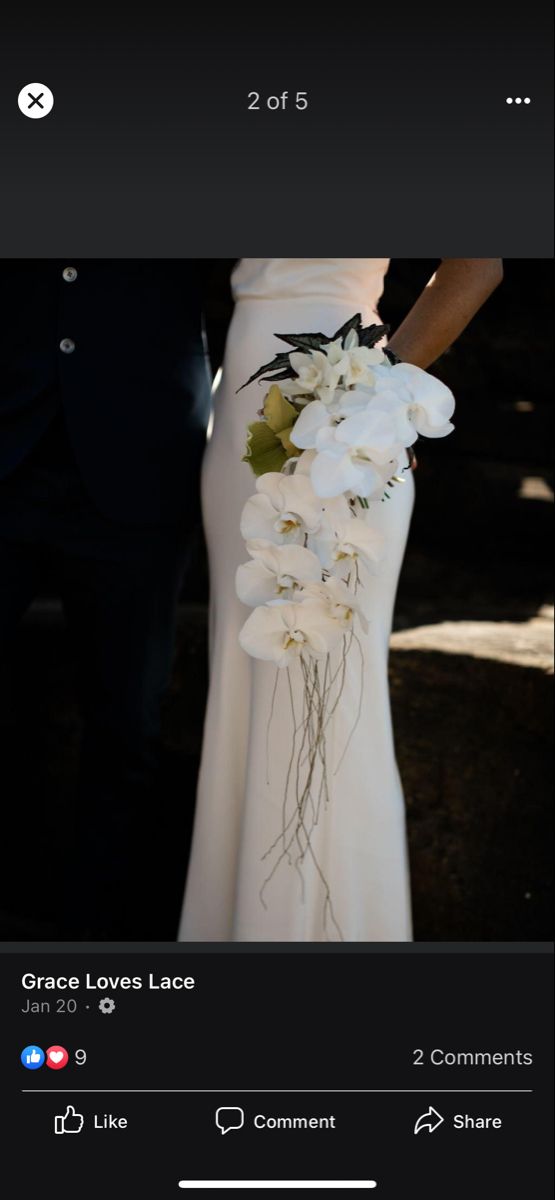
[414,1106,445,1135]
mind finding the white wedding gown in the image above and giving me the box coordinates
[179,259,415,941]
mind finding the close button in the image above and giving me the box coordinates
[60,338,76,354]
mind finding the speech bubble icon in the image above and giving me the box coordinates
[215,1106,245,1135]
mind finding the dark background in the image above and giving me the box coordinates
[4,949,553,1200]
[0,2,553,256]
[0,259,552,941]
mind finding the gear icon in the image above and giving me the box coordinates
[98,997,116,1015]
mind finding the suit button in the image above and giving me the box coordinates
[60,338,76,354]
[62,266,78,282]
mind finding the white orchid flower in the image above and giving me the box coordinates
[323,337,349,370]
[325,331,385,372]
[300,576,367,631]
[280,350,342,407]
[236,541,323,607]
[293,448,317,476]
[310,428,384,499]
[291,394,408,499]
[352,391,419,446]
[290,387,385,449]
[239,599,345,666]
[335,384,377,418]
[290,399,335,450]
[343,346,386,388]
[335,409,403,466]
[240,472,324,544]
[309,407,403,499]
[373,361,455,438]
[305,497,351,560]
[304,500,385,569]
[323,338,387,389]
[289,350,330,392]
[328,517,385,572]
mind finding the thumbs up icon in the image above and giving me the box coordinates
[54,1106,85,1135]
[20,1045,45,1070]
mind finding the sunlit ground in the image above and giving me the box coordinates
[391,604,553,672]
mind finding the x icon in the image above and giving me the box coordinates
[18,82,53,118]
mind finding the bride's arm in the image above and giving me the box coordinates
[386,258,503,369]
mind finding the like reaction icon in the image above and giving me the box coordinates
[21,1045,45,1070]
[46,1045,69,1070]
[54,1106,84,1135]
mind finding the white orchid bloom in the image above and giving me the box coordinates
[324,337,387,389]
[335,408,403,466]
[280,350,342,407]
[309,407,403,499]
[304,499,385,570]
[300,576,367,630]
[335,384,377,418]
[323,337,349,370]
[310,428,384,499]
[373,361,455,438]
[304,495,352,561]
[290,399,335,450]
[236,541,322,607]
[343,345,386,388]
[293,453,363,512]
[328,517,385,572]
[355,390,419,446]
[292,397,384,458]
[293,448,317,476]
[291,350,331,391]
[239,599,345,666]
[290,388,382,449]
[240,472,324,544]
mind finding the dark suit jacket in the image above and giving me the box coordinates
[0,261,212,525]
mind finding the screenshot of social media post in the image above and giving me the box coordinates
[0,1,553,1196]
[1,256,552,1196]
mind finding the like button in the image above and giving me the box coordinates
[54,1106,84,1135]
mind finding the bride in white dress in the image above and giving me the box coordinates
[179,257,503,942]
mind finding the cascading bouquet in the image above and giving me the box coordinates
[236,314,455,934]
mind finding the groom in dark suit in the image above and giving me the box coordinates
[0,261,211,937]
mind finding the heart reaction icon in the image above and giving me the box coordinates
[46,1045,69,1070]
